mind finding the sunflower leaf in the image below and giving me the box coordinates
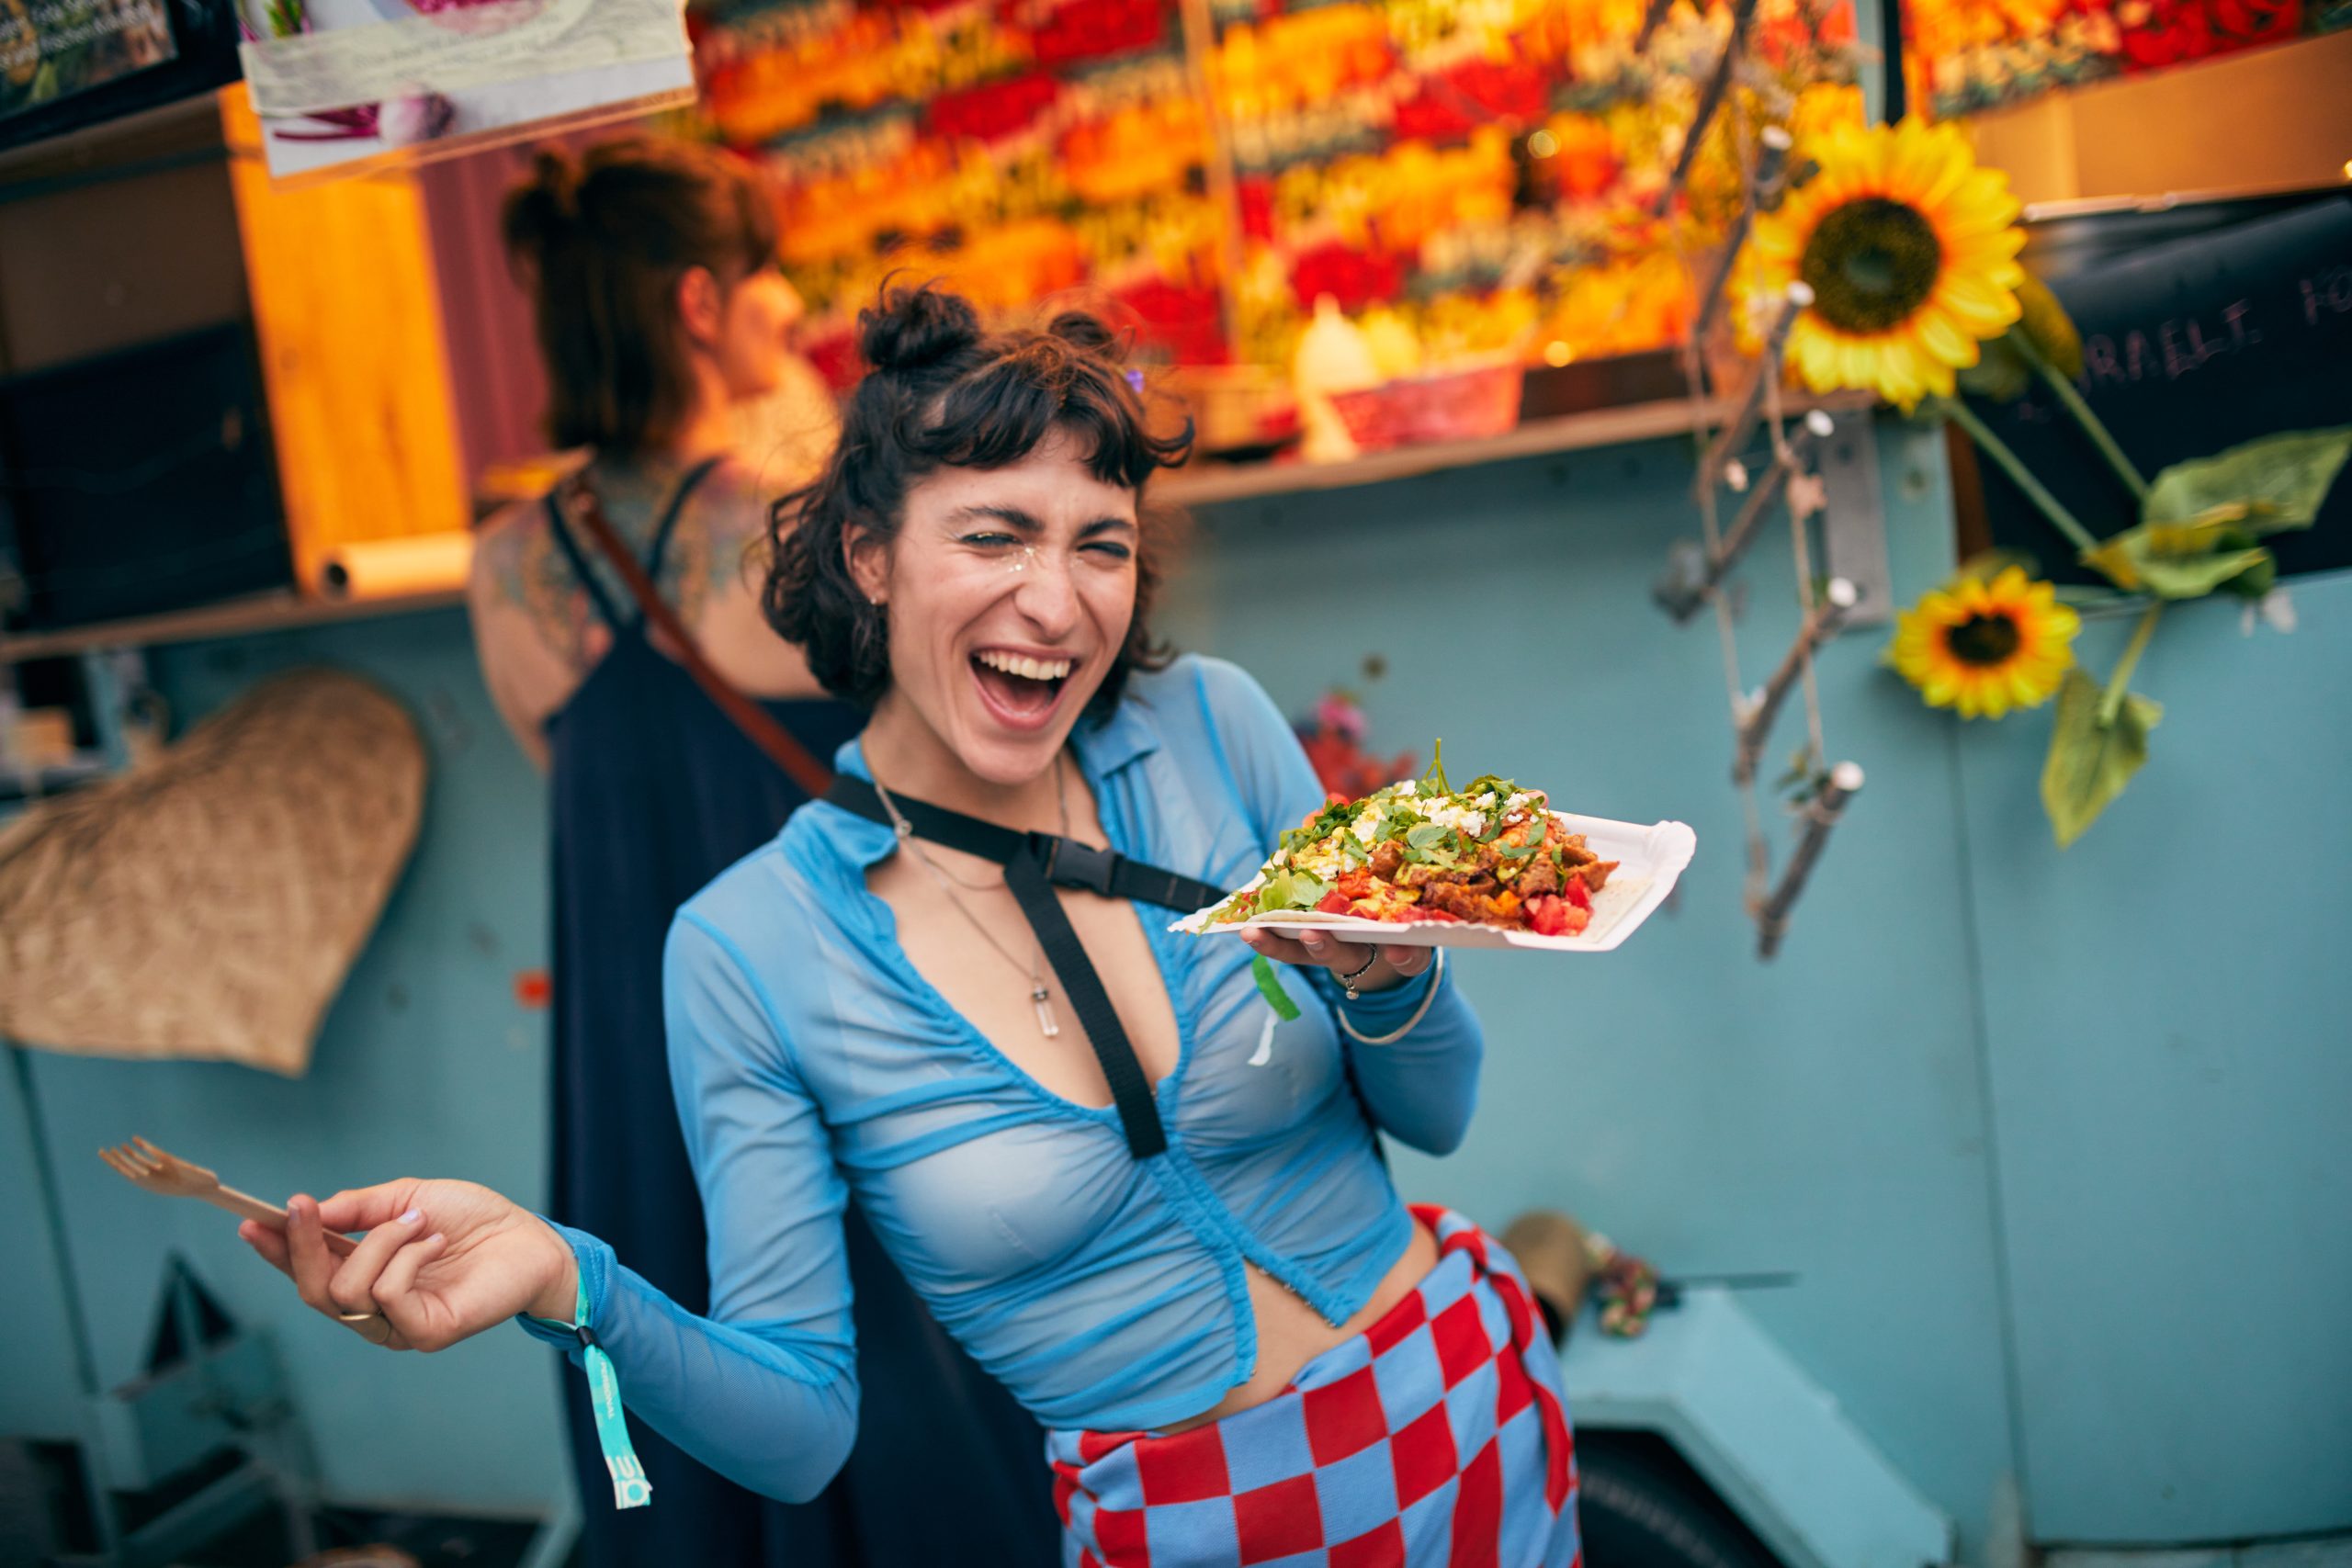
[2142,427,2352,533]
[2082,521,2273,600]
[2041,669,2162,849]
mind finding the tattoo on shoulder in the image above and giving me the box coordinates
[485,517,598,670]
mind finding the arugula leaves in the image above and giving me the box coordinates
[1254,870,1329,913]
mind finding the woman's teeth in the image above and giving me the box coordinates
[975,649,1073,682]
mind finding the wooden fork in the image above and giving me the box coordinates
[98,1136,358,1258]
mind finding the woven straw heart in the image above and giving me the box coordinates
[0,669,424,1076]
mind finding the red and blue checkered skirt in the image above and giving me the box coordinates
[1046,1206,1580,1567]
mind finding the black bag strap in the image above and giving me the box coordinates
[1004,844,1166,1160]
[822,774,1227,1161]
[822,777,1225,912]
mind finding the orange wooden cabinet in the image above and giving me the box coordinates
[218,85,471,594]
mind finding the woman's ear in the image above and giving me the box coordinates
[676,265,724,349]
[843,524,888,606]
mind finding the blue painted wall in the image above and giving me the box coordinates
[2,616,569,1517]
[1954,585,2352,1542]
[5,418,2346,1553]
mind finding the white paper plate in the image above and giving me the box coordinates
[1169,812,1698,953]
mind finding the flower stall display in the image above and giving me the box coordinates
[1902,0,2352,123]
[691,0,1233,381]
[684,0,1864,395]
[1213,0,1866,374]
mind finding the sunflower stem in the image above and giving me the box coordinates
[2098,602,2162,726]
[1937,395,2102,559]
[2012,333,2148,503]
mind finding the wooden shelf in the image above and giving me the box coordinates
[1159,392,1874,507]
[0,585,465,665]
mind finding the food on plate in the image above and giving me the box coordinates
[1204,756,1618,938]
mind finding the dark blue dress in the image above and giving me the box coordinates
[539,462,1057,1567]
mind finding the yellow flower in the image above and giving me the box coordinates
[1890,566,2079,718]
[1748,118,2026,407]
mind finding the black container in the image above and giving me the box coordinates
[1517,348,1692,423]
[0,321,292,629]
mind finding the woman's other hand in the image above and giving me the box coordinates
[1238,927,1432,996]
[238,1179,578,1352]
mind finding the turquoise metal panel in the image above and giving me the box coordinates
[1954,574,2352,1541]
[1558,1289,1953,1568]
[7,610,569,1515]
[0,1050,93,1438]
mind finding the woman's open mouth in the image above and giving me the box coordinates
[970,648,1076,730]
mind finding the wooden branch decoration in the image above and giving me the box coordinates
[1690,125,1795,351]
[1634,0,1678,52]
[1732,576,1857,785]
[1694,281,1812,502]
[1656,409,1833,623]
[1651,0,1760,218]
[1755,761,1863,960]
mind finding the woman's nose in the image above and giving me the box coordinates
[1012,549,1080,636]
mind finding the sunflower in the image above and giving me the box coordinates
[1890,566,2079,718]
[1748,118,2026,407]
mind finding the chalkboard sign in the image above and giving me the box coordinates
[1970,191,2352,585]
[0,0,241,157]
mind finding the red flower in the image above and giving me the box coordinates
[1238,177,1277,242]
[930,74,1059,142]
[1291,243,1404,313]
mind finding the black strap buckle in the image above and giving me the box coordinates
[1040,834,1121,897]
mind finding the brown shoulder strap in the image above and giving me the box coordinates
[561,478,835,801]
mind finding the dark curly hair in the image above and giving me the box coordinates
[765,284,1194,720]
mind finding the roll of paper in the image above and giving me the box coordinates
[319,533,474,599]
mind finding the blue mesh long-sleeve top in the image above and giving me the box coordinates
[520,655,1486,1503]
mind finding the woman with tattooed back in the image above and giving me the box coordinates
[458,138,1055,1567]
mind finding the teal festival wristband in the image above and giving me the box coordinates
[536,1277,650,1510]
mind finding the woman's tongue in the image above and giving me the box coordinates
[972,655,1063,724]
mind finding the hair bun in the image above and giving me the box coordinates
[1046,310,1121,355]
[501,144,583,265]
[861,284,981,374]
[527,146,581,211]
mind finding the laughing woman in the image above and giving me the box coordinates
[240,285,1580,1567]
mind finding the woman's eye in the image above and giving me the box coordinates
[1084,542,1133,561]
[961,533,1018,548]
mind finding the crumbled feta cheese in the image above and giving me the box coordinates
[1395,779,1417,796]
[1421,800,1488,838]
[1351,806,1384,844]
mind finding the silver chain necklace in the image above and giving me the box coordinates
[871,753,1074,1039]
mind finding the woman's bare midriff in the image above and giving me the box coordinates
[1153,1214,1441,1436]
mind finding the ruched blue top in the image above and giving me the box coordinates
[521,655,1487,1503]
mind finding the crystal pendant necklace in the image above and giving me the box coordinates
[871,756,1076,1040]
